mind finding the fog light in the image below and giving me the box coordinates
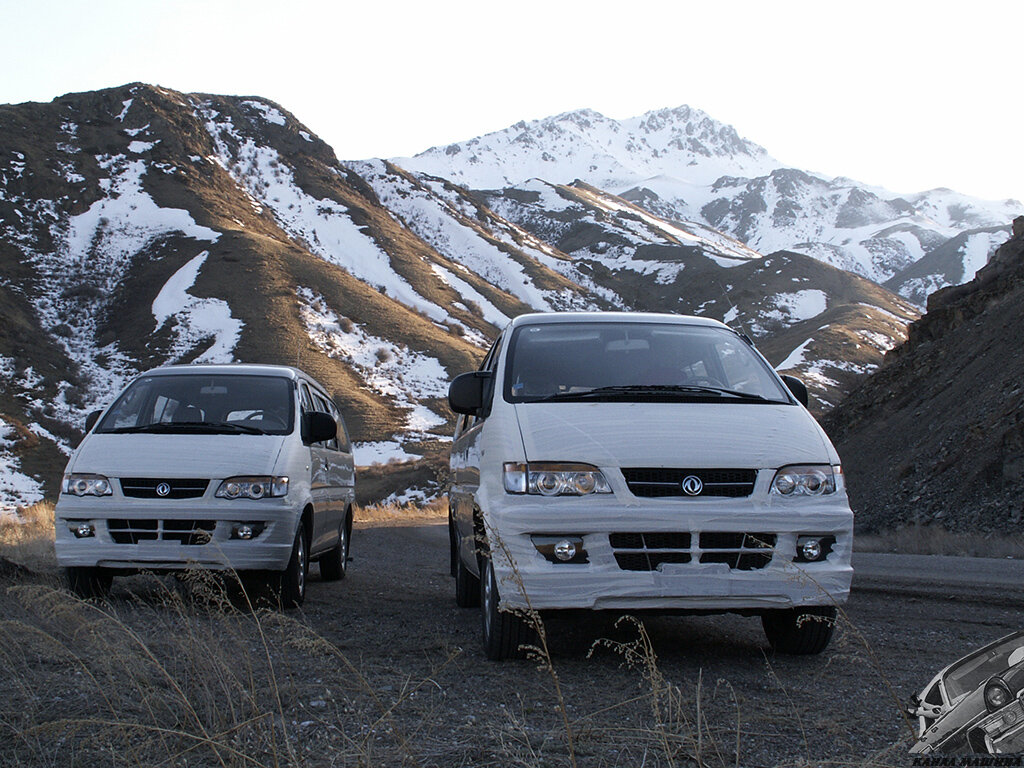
[553,539,577,562]
[73,522,95,538]
[531,534,587,564]
[800,538,822,561]
[231,522,265,540]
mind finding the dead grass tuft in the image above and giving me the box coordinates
[0,501,57,573]
[857,523,1024,558]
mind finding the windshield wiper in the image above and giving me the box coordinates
[103,422,267,435]
[533,384,774,403]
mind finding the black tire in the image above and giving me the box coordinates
[319,515,351,582]
[480,556,535,660]
[762,605,837,654]
[276,523,309,609]
[452,519,480,607]
[66,566,112,599]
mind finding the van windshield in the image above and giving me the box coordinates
[95,374,295,435]
[504,322,791,404]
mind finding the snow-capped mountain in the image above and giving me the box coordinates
[0,85,919,509]
[395,107,1022,290]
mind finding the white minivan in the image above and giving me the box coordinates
[55,363,355,607]
[447,312,853,659]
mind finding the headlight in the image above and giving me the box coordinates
[215,476,289,500]
[62,474,113,497]
[770,465,839,497]
[985,680,1012,712]
[503,462,612,496]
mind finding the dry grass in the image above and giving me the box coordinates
[355,498,447,527]
[0,501,57,573]
[857,523,1024,558]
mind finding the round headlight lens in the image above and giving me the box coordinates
[536,473,562,496]
[72,478,90,496]
[803,473,825,495]
[247,483,266,499]
[573,472,597,494]
[224,482,241,499]
[986,683,1011,710]
[775,474,797,495]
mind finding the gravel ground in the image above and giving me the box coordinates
[1,516,1019,767]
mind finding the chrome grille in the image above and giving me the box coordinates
[621,468,757,498]
[107,519,216,545]
[119,478,209,499]
[610,531,776,571]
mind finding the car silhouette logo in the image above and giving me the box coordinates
[155,482,171,497]
[681,476,703,496]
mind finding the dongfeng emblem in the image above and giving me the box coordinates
[681,476,703,496]
[155,482,171,497]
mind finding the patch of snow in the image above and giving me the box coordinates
[299,130,313,142]
[152,251,243,363]
[128,140,159,154]
[242,100,286,126]
[115,99,133,122]
[352,441,418,466]
[429,263,509,328]
[776,338,814,371]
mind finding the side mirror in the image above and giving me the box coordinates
[85,410,103,432]
[448,371,493,416]
[302,411,336,444]
[781,375,809,407]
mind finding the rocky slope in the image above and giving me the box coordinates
[822,218,1024,533]
[0,84,917,509]
[395,106,1022,290]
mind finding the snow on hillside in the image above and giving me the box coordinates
[152,251,243,363]
[197,102,461,325]
[0,418,44,514]
[482,179,761,288]
[2,147,222,425]
[297,288,450,460]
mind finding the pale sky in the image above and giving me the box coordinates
[3,0,1022,202]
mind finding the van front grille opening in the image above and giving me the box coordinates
[108,519,216,545]
[610,531,776,571]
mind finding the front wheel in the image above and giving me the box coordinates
[480,556,535,660]
[762,606,837,654]
[276,524,309,609]
[66,567,113,599]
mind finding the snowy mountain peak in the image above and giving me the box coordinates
[395,106,779,191]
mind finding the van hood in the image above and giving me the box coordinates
[69,434,287,479]
[513,402,831,469]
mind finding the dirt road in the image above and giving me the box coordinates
[2,519,1020,767]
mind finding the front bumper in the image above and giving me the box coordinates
[483,494,853,612]
[54,495,298,572]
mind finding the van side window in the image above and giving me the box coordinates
[327,398,351,453]
[309,388,340,451]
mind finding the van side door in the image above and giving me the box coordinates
[451,333,503,573]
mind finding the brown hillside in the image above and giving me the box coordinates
[822,218,1024,533]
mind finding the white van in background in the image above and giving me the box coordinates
[447,312,853,659]
[55,364,355,607]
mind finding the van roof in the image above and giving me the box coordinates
[508,312,731,330]
[139,364,328,390]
